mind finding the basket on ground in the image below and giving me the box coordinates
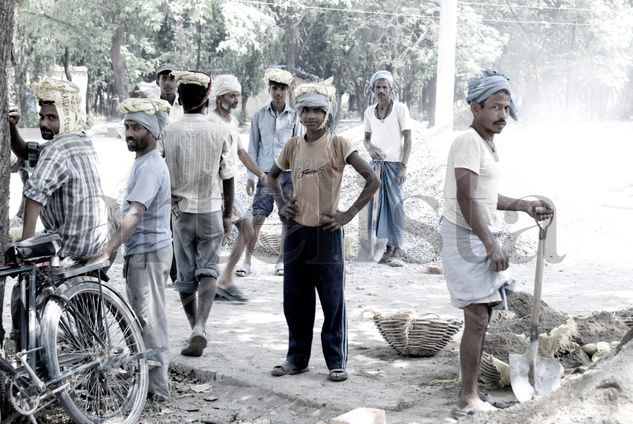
[372,312,462,357]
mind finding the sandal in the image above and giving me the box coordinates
[482,393,516,409]
[235,264,251,277]
[271,361,309,377]
[327,369,348,382]
[389,257,405,267]
[215,285,248,303]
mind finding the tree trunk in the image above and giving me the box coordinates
[284,17,297,74]
[1,0,17,256]
[110,25,127,104]
[63,47,72,81]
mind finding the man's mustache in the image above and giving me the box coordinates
[494,120,506,125]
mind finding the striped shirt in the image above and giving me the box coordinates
[23,133,110,259]
[160,113,234,213]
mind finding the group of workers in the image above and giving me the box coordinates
[5,63,553,416]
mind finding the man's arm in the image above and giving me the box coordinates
[397,129,412,184]
[97,202,145,259]
[221,177,234,235]
[237,148,266,182]
[322,151,380,231]
[246,113,261,186]
[363,131,385,161]
[21,198,43,240]
[455,168,508,272]
[498,194,554,219]
[9,109,27,160]
[267,164,299,218]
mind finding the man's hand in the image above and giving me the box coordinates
[246,179,256,196]
[396,165,407,185]
[9,106,20,127]
[321,211,353,232]
[367,144,386,161]
[92,247,112,264]
[222,216,231,237]
[488,242,509,272]
[279,198,300,220]
[171,201,181,220]
[258,174,267,189]
[526,199,555,221]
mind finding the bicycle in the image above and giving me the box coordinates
[0,233,150,423]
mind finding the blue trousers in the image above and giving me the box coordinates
[283,220,348,371]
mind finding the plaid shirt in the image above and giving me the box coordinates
[23,133,110,259]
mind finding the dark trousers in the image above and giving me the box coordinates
[283,220,347,371]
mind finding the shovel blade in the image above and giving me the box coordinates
[509,353,562,403]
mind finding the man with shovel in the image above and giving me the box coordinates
[440,69,553,416]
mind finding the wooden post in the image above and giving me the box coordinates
[434,0,457,130]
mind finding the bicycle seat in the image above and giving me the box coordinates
[6,233,61,264]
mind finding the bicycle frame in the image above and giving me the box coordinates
[0,260,114,416]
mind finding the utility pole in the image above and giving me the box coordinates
[434,0,457,130]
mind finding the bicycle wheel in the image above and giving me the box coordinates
[41,279,148,424]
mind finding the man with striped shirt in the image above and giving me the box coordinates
[160,71,235,357]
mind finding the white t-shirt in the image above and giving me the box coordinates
[442,128,500,230]
[208,111,244,176]
[363,101,411,162]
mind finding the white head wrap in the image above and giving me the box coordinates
[369,70,394,88]
[31,78,84,135]
[213,74,241,97]
[118,98,171,139]
[294,77,337,131]
[263,68,293,86]
[368,70,397,103]
[172,71,211,87]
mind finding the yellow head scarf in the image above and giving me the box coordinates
[31,78,84,135]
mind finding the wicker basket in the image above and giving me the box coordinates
[257,232,282,256]
[479,353,510,387]
[372,312,462,357]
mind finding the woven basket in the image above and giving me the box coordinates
[372,312,462,357]
[257,232,282,256]
[479,353,510,387]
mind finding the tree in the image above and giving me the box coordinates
[1,0,17,254]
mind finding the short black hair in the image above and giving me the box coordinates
[268,80,289,89]
[178,83,208,111]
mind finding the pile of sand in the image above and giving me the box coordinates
[467,332,633,423]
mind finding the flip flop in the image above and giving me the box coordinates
[389,257,405,267]
[215,285,248,302]
[451,408,475,419]
[482,393,516,409]
[327,369,348,382]
[378,252,393,264]
[235,264,251,277]
[271,361,309,377]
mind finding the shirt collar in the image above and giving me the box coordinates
[266,102,293,115]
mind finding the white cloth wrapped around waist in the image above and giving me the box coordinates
[440,217,515,309]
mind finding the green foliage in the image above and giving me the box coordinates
[11,0,633,122]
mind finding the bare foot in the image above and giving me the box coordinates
[456,398,498,414]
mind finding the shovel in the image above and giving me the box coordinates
[509,212,561,402]
[355,161,386,263]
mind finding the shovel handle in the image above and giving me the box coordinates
[530,213,553,340]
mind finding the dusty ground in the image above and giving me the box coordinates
[4,120,633,423]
